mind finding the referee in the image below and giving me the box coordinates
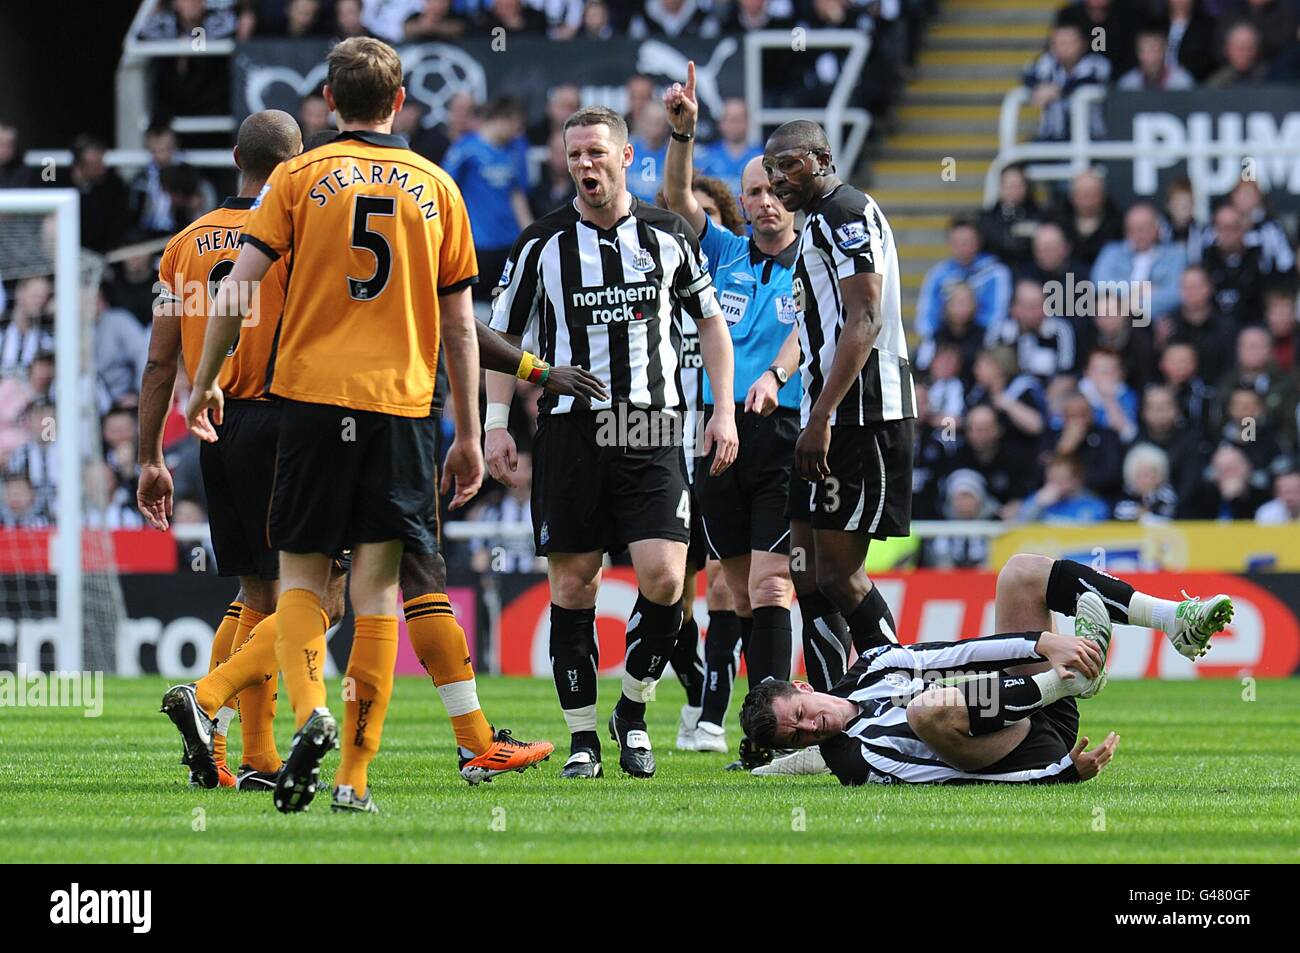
[484,105,739,780]
[662,65,854,773]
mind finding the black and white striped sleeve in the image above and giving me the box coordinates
[819,192,883,280]
[489,230,545,338]
[866,633,1044,677]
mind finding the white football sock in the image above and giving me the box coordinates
[1129,592,1178,633]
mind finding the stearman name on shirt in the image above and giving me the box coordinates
[303,162,442,220]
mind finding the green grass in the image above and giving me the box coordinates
[2,676,1298,863]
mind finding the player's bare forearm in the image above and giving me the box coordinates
[138,310,181,465]
[807,274,882,424]
[476,320,526,376]
[484,330,522,406]
[440,288,481,443]
[698,315,735,412]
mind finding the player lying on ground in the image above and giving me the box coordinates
[739,554,1233,783]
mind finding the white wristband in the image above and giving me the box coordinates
[484,402,511,432]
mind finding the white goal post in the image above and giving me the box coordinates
[1,189,84,669]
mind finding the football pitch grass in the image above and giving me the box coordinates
[3,676,1298,863]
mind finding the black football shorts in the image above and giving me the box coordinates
[786,418,914,538]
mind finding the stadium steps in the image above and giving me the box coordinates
[867,0,1058,324]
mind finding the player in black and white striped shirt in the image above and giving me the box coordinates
[484,106,738,780]
[763,121,915,703]
[740,554,1236,784]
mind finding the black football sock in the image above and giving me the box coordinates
[550,604,600,756]
[749,605,793,684]
[960,663,1081,736]
[1046,559,1136,625]
[700,610,742,725]
[615,592,684,724]
[670,616,704,707]
[798,590,852,692]
[845,585,900,653]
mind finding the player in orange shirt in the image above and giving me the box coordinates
[175,38,564,814]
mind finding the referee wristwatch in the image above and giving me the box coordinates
[766,365,789,385]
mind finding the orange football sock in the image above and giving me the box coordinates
[274,588,328,729]
[335,615,398,796]
[231,606,280,773]
[208,602,243,765]
[404,594,493,755]
[196,612,278,715]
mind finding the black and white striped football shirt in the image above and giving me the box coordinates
[489,197,721,416]
[793,183,915,428]
[819,634,1080,785]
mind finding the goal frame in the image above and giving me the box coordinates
[1,189,83,667]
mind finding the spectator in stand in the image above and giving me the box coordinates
[1091,202,1187,323]
[1198,203,1267,325]
[724,0,796,31]
[260,0,330,37]
[358,0,424,42]
[1164,264,1234,382]
[1216,325,1300,450]
[102,406,139,489]
[141,0,236,118]
[629,0,720,39]
[527,83,581,147]
[469,452,544,573]
[94,286,148,410]
[159,163,212,231]
[1255,468,1300,524]
[985,279,1078,384]
[696,98,762,196]
[443,90,480,147]
[977,164,1043,272]
[84,460,144,531]
[910,383,960,521]
[944,404,1040,517]
[0,474,47,528]
[923,345,966,423]
[1179,442,1270,519]
[1019,452,1111,523]
[1163,177,1198,244]
[393,99,450,164]
[1264,284,1298,372]
[130,124,215,237]
[65,136,130,254]
[1137,383,1211,500]
[627,100,671,203]
[966,345,1046,453]
[0,351,53,463]
[1222,0,1298,63]
[404,0,470,38]
[1207,20,1270,85]
[481,0,549,32]
[1113,442,1179,521]
[1057,0,1139,75]
[0,124,36,189]
[442,96,532,300]
[579,0,615,38]
[1052,169,1124,269]
[915,281,984,382]
[1197,178,1296,277]
[1079,295,1157,393]
[915,218,1012,339]
[1217,385,1284,471]
[537,0,586,39]
[1163,0,1220,82]
[1048,390,1125,500]
[1,277,54,372]
[6,400,58,512]
[108,243,159,326]
[624,74,656,128]
[334,0,376,38]
[922,469,995,569]
[1019,220,1083,291]
[299,91,333,140]
[530,129,576,218]
[1119,17,1195,89]
[1078,348,1139,445]
[1159,340,1217,439]
[1023,18,1110,142]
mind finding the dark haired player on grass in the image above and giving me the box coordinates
[739,554,1234,785]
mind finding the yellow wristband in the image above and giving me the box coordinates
[515,351,535,381]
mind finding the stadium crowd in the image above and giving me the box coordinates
[1,0,1299,568]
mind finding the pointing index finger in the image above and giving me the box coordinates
[686,60,696,97]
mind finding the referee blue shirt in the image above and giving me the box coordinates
[698,216,801,410]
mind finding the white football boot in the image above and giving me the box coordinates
[751,746,830,776]
[692,720,729,753]
[1167,592,1234,660]
[1072,591,1112,699]
[676,704,702,750]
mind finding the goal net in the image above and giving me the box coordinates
[0,191,126,673]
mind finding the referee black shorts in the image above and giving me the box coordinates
[696,406,797,560]
[532,408,691,556]
[199,398,280,580]
[269,399,440,558]
[785,418,914,538]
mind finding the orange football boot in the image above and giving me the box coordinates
[459,728,553,784]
